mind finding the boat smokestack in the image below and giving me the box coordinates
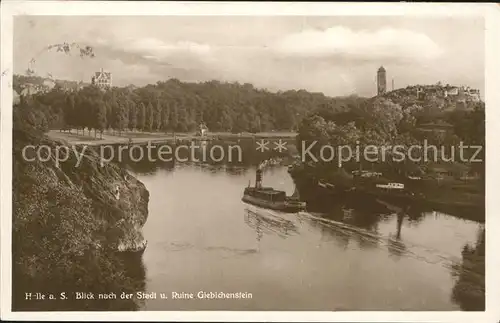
[255,168,263,189]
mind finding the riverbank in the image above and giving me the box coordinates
[48,129,297,146]
[289,165,485,223]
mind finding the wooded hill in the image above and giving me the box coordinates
[13,75,367,135]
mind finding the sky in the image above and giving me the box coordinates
[13,16,485,97]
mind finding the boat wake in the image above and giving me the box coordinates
[159,241,258,259]
[243,205,299,239]
[204,246,259,259]
[300,211,462,269]
[158,241,195,252]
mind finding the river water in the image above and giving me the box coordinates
[129,163,483,311]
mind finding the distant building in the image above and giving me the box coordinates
[468,92,480,102]
[465,88,481,102]
[91,68,112,89]
[55,80,85,92]
[42,79,56,91]
[444,87,457,97]
[377,66,387,95]
[444,86,481,103]
[20,84,39,96]
[416,87,426,100]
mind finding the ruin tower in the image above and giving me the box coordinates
[377,66,387,95]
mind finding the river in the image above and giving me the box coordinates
[125,161,483,311]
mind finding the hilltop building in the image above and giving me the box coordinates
[20,84,41,96]
[55,80,86,92]
[445,87,459,96]
[17,78,57,96]
[91,68,112,90]
[377,66,387,95]
[42,79,56,90]
[444,85,481,103]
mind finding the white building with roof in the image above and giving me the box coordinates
[91,68,112,89]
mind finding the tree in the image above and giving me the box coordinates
[249,115,261,133]
[64,95,76,132]
[245,105,261,133]
[137,102,146,131]
[13,74,366,135]
[154,100,162,131]
[297,114,361,172]
[95,100,107,138]
[219,106,233,132]
[116,103,128,135]
[232,113,249,133]
[105,102,113,131]
[161,104,170,132]
[81,97,93,136]
[89,98,98,137]
[176,106,188,132]
[275,104,296,131]
[110,99,120,135]
[398,104,422,135]
[369,98,403,143]
[145,102,154,132]
[169,103,178,132]
[128,101,137,131]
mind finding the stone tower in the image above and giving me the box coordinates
[377,66,387,95]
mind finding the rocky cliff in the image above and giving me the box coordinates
[12,122,149,310]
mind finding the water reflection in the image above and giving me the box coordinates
[306,212,383,251]
[387,212,408,259]
[331,230,351,250]
[115,255,147,310]
[101,139,292,171]
[243,207,298,240]
[302,199,386,252]
[103,139,293,177]
[223,166,248,176]
[307,216,351,250]
[406,207,426,224]
[121,157,175,175]
[309,201,382,233]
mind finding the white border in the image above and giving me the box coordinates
[1,2,499,322]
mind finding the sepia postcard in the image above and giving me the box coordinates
[1,1,500,322]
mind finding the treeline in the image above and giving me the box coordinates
[295,95,485,181]
[13,76,367,136]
